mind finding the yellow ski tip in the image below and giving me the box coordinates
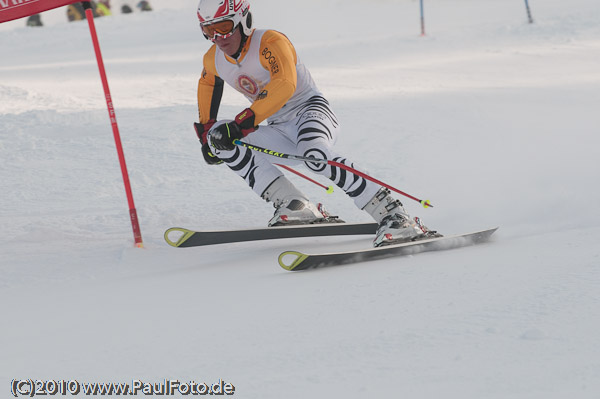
[164,227,195,247]
[278,251,309,270]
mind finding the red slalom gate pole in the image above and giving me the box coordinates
[83,2,143,247]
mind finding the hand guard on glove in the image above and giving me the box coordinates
[234,108,257,136]
[209,108,257,151]
[194,120,222,165]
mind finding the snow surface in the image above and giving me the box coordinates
[2,0,600,397]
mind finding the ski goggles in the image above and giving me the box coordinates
[201,19,236,40]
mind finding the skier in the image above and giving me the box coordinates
[194,0,439,246]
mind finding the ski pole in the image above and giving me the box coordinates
[275,163,334,194]
[234,140,433,208]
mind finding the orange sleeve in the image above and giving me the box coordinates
[197,45,224,124]
[249,30,298,124]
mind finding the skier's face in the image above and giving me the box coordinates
[214,27,242,56]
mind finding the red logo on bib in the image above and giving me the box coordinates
[238,75,259,96]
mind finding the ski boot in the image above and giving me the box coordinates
[364,188,441,247]
[262,176,343,227]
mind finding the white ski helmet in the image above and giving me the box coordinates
[197,0,253,39]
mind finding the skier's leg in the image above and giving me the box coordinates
[208,129,283,198]
[290,96,380,209]
[208,124,335,226]
[289,96,440,245]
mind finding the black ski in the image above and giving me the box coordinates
[278,227,499,271]
[164,222,378,248]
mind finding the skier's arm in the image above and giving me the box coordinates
[248,30,298,125]
[197,45,224,124]
[197,45,224,166]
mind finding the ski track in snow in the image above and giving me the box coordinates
[2,0,600,398]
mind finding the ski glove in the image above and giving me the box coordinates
[194,121,222,165]
[210,108,258,151]
[234,108,257,136]
[209,122,245,151]
[201,142,222,165]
